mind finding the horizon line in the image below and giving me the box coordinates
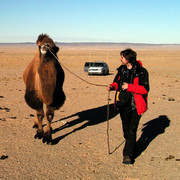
[0,42,180,45]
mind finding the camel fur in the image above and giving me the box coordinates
[23,34,65,144]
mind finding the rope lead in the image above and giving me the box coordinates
[107,91,111,154]
[49,49,111,154]
[49,49,108,87]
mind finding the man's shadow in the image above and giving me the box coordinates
[134,115,170,158]
[51,104,118,145]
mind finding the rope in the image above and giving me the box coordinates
[49,49,111,154]
[49,49,107,87]
[106,91,111,154]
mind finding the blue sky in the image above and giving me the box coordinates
[0,0,180,44]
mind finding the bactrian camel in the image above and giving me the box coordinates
[23,34,65,144]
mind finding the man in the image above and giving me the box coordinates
[107,48,149,164]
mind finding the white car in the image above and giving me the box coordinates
[88,62,109,75]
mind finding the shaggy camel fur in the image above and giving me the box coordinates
[23,34,65,144]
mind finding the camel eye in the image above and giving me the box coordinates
[44,43,50,49]
[42,44,49,50]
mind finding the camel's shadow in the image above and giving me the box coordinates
[51,104,118,145]
[135,115,170,158]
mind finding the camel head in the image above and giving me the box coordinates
[36,34,59,57]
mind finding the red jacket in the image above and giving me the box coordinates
[110,60,149,115]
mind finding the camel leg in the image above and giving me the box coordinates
[33,115,40,129]
[34,109,44,139]
[43,106,54,144]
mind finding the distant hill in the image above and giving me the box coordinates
[56,42,180,48]
[0,42,180,48]
[58,42,180,46]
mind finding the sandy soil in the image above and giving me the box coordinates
[0,44,180,180]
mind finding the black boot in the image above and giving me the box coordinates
[123,156,132,164]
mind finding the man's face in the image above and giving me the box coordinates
[120,55,128,65]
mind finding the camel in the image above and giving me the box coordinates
[23,34,65,144]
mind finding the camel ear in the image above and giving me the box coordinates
[52,46,59,53]
[37,41,41,46]
[55,46,59,53]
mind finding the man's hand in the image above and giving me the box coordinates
[106,85,112,91]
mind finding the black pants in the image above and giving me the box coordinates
[119,105,141,157]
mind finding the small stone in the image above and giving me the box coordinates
[0,155,8,160]
[168,98,175,101]
[0,118,6,121]
[151,157,155,161]
[4,107,10,112]
[9,117,17,119]
[0,107,10,112]
[169,155,175,159]
[165,155,175,161]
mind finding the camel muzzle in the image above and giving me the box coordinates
[40,43,50,55]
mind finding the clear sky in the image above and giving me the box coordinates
[0,0,180,44]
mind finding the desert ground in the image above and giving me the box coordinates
[0,43,180,180]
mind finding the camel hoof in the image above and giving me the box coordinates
[43,132,52,144]
[34,129,44,139]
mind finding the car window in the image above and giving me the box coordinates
[91,63,102,67]
[85,62,108,68]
